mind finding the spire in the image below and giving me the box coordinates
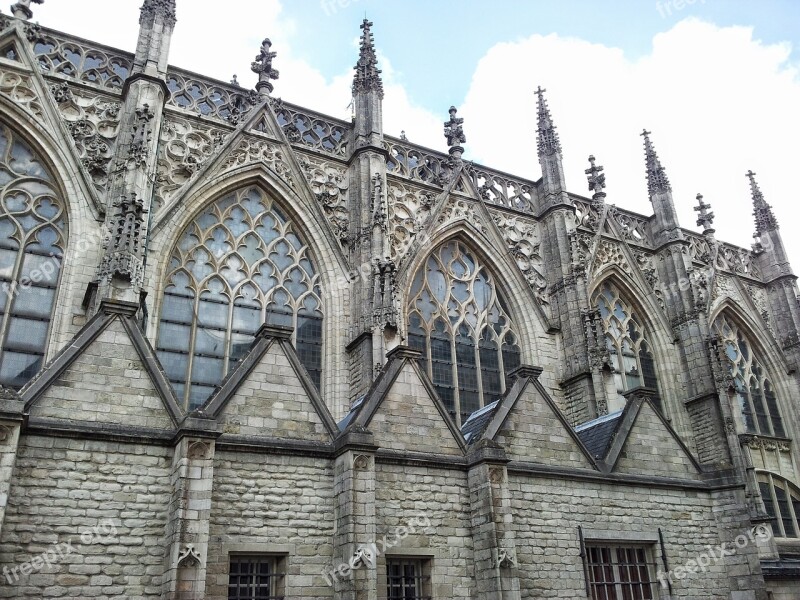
[10,0,43,20]
[535,86,561,157]
[641,129,671,196]
[585,155,606,202]
[252,38,279,97]
[746,170,778,234]
[694,193,715,234]
[139,0,176,28]
[353,19,383,98]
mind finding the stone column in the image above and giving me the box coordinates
[0,389,24,540]
[467,440,520,600]
[332,430,378,600]
[162,417,219,600]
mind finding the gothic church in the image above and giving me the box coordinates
[0,1,798,598]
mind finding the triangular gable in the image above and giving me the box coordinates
[483,369,597,470]
[203,325,338,442]
[349,347,467,456]
[608,395,702,479]
[21,302,182,430]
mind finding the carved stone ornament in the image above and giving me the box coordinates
[497,548,516,569]
[177,544,201,568]
[0,424,13,444]
[252,38,279,95]
[352,546,375,568]
[187,440,211,460]
[353,454,371,470]
[488,467,505,484]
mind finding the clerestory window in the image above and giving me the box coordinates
[156,186,323,410]
[594,283,660,412]
[407,240,521,426]
[758,473,800,539]
[0,124,67,388]
[713,315,784,437]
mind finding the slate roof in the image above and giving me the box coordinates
[337,394,366,431]
[461,400,500,445]
[574,410,624,459]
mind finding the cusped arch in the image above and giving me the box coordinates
[401,228,536,426]
[711,304,791,438]
[0,118,71,387]
[588,272,676,414]
[150,175,346,411]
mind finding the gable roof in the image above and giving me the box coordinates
[461,400,500,445]
[20,300,183,428]
[343,346,468,455]
[575,410,624,459]
[202,324,339,440]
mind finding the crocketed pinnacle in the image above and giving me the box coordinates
[139,0,176,28]
[353,19,384,98]
[747,170,779,233]
[535,86,561,157]
[641,129,671,196]
[694,193,714,232]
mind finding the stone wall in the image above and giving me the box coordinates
[0,436,171,599]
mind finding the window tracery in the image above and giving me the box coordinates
[406,240,521,426]
[155,186,323,410]
[714,315,784,437]
[594,282,660,411]
[0,124,67,388]
[758,473,800,538]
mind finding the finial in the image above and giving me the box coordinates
[694,193,715,233]
[444,106,466,158]
[585,155,606,201]
[641,129,671,196]
[400,130,407,141]
[746,170,778,234]
[251,38,279,97]
[138,0,176,28]
[230,74,239,86]
[535,86,562,157]
[353,19,384,98]
[10,0,43,20]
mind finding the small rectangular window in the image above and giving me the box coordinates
[386,557,431,600]
[586,543,658,600]
[228,554,285,600]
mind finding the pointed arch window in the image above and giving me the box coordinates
[713,315,784,437]
[594,283,661,410]
[758,473,800,539]
[406,240,521,426]
[155,186,323,410]
[0,124,67,388]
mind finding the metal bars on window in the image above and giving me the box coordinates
[386,558,431,600]
[585,543,659,600]
[228,555,284,600]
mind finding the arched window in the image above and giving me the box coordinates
[594,283,660,411]
[713,315,784,437]
[407,240,521,426]
[0,124,67,388]
[758,473,800,538]
[156,186,323,410]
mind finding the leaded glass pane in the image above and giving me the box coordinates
[156,186,323,409]
[713,315,785,436]
[0,125,67,388]
[407,241,520,426]
[593,283,661,407]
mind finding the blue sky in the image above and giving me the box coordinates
[32,1,800,265]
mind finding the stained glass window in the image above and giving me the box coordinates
[0,125,67,388]
[594,283,661,411]
[713,315,784,437]
[156,186,323,410]
[407,240,521,426]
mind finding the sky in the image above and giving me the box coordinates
[30,0,800,266]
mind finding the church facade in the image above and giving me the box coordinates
[0,1,798,598]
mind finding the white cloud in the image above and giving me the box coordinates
[461,19,800,262]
